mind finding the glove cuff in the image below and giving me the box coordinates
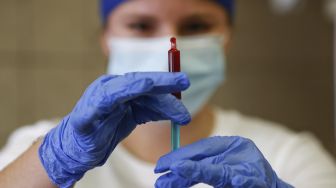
[38,118,94,188]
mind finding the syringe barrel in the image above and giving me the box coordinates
[168,38,181,99]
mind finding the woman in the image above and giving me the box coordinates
[0,0,335,187]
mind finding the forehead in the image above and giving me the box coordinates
[111,0,227,18]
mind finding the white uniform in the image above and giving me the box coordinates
[1,109,336,188]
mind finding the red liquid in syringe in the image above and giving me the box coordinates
[168,37,181,99]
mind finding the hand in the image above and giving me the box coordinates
[39,72,191,188]
[155,136,293,188]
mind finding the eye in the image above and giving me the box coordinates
[128,22,152,31]
[180,20,213,35]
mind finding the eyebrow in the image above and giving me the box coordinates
[120,14,158,21]
[180,13,219,23]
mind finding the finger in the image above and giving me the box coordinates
[155,136,240,173]
[69,77,154,132]
[155,172,196,188]
[231,175,267,187]
[98,72,190,119]
[103,72,190,102]
[123,72,190,94]
[112,94,190,143]
[112,93,191,143]
[171,160,267,188]
[71,72,190,133]
[131,94,191,125]
[170,160,228,187]
[96,72,190,113]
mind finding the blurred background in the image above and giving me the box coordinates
[0,0,335,155]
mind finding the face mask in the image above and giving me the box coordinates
[107,35,226,116]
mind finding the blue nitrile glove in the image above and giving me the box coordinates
[39,72,191,188]
[155,136,293,188]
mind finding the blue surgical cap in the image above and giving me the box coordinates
[100,0,235,24]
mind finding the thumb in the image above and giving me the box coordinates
[170,160,229,187]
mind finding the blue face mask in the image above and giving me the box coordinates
[107,35,225,116]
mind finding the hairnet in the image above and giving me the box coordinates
[100,0,235,24]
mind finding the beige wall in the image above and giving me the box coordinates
[0,0,335,155]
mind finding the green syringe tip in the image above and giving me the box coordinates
[171,122,180,151]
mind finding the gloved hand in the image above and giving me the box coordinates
[39,72,191,188]
[155,136,293,188]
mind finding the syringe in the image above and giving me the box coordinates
[168,37,181,151]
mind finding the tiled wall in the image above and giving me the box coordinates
[0,0,106,145]
[0,0,334,154]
